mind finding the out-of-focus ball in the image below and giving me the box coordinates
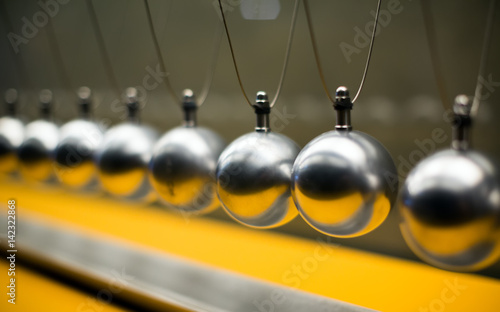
[149,126,225,214]
[399,149,500,271]
[95,123,157,201]
[54,120,103,188]
[54,87,104,188]
[216,131,300,228]
[0,89,24,174]
[94,87,157,201]
[18,90,59,182]
[292,130,397,237]
[0,117,23,173]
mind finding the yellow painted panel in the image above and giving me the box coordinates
[0,261,127,312]
[1,177,500,312]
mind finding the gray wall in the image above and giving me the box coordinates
[1,0,500,277]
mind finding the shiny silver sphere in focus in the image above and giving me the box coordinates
[94,88,158,201]
[149,90,225,215]
[18,90,59,182]
[398,95,500,271]
[216,92,300,228]
[292,87,397,237]
[0,89,24,174]
[293,131,397,237]
[54,87,104,188]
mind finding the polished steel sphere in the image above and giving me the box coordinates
[0,116,24,174]
[54,87,104,188]
[216,92,300,228]
[149,90,225,214]
[398,95,500,271]
[150,126,225,214]
[94,88,158,201]
[292,87,397,237]
[399,150,500,271]
[17,90,59,182]
[0,89,24,174]
[293,130,397,237]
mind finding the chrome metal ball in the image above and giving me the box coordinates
[17,90,59,183]
[0,89,24,174]
[0,116,24,174]
[398,95,500,271]
[94,88,158,201]
[292,87,397,237]
[216,92,300,228]
[54,87,104,188]
[293,130,397,237]
[399,150,500,271]
[150,126,225,214]
[149,90,226,215]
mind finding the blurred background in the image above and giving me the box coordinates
[1,0,499,277]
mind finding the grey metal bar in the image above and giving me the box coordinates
[0,215,376,312]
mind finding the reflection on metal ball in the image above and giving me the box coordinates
[399,95,500,271]
[216,92,300,229]
[18,90,59,182]
[94,88,158,201]
[0,89,24,174]
[54,87,104,188]
[292,87,397,237]
[149,90,225,215]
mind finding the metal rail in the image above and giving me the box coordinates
[0,215,373,312]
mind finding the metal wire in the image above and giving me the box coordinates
[218,0,300,108]
[302,0,333,103]
[303,0,382,104]
[422,0,497,116]
[352,0,381,103]
[0,0,33,91]
[421,0,451,111]
[144,0,223,107]
[471,0,496,117]
[197,23,224,107]
[45,16,72,92]
[85,0,122,100]
[144,0,180,105]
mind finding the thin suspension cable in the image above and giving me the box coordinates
[197,22,223,107]
[144,0,223,107]
[144,0,180,105]
[352,0,381,103]
[217,0,251,107]
[303,0,334,103]
[471,0,496,117]
[218,0,300,108]
[45,16,72,92]
[85,0,122,100]
[0,0,33,91]
[421,0,451,110]
[303,0,382,104]
[270,0,300,106]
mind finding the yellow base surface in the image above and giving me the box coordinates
[1,177,500,312]
[0,261,127,312]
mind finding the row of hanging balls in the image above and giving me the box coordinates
[0,86,499,273]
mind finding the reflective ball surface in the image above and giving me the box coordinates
[216,131,300,228]
[17,120,59,182]
[149,126,225,214]
[292,130,397,238]
[0,116,24,174]
[399,149,500,271]
[54,119,103,188]
[95,122,157,201]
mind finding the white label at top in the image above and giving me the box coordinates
[240,0,281,20]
